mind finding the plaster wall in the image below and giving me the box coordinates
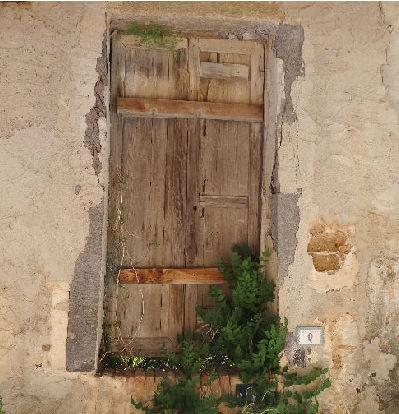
[1,2,399,413]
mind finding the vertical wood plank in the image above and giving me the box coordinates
[247,123,263,253]
[184,118,202,332]
[163,119,188,341]
[250,44,265,105]
[188,38,201,100]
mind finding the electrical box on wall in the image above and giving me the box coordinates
[296,326,324,345]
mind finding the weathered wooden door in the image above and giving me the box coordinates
[108,33,265,356]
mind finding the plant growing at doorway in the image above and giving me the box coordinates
[123,22,178,50]
[131,246,331,413]
[0,397,5,414]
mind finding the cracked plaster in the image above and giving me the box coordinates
[1,2,399,413]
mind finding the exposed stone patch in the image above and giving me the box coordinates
[84,32,108,177]
[307,222,352,273]
[274,24,304,123]
[272,191,301,282]
[66,199,105,372]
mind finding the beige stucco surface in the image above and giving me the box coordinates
[1,2,399,413]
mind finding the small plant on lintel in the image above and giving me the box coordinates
[122,22,178,51]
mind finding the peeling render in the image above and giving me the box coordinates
[272,191,301,282]
[275,24,305,123]
[66,199,105,372]
[84,32,108,177]
[1,2,399,414]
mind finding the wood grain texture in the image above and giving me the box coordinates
[198,38,256,54]
[108,35,265,356]
[111,336,175,356]
[117,97,263,122]
[200,62,249,80]
[119,267,225,284]
[199,195,248,208]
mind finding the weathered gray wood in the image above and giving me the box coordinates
[200,62,249,80]
[108,35,265,356]
[109,37,191,355]
[184,119,203,332]
[199,195,248,208]
[188,38,201,100]
[248,123,263,253]
[198,38,256,54]
[250,43,265,104]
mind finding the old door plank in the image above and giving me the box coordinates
[117,97,263,122]
[184,119,203,332]
[247,123,263,253]
[109,35,265,356]
[250,43,265,104]
[199,195,248,208]
[200,62,249,80]
[188,38,201,100]
[119,267,225,284]
[199,121,250,265]
[112,337,175,356]
[163,119,188,346]
[106,37,128,342]
[198,38,256,54]
[110,37,191,355]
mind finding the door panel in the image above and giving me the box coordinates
[107,34,265,356]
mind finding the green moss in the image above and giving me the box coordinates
[0,397,5,414]
[123,23,178,51]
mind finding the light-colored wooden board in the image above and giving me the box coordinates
[188,38,200,100]
[203,207,249,265]
[200,120,250,197]
[250,43,265,104]
[117,97,263,122]
[200,62,249,80]
[199,195,248,208]
[119,267,225,284]
[198,38,256,54]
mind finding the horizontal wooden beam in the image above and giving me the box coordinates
[199,195,247,208]
[200,62,249,80]
[111,337,175,356]
[198,38,256,54]
[117,97,263,122]
[119,267,225,285]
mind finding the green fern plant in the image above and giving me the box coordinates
[131,246,330,413]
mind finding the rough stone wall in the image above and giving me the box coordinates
[0,2,399,413]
